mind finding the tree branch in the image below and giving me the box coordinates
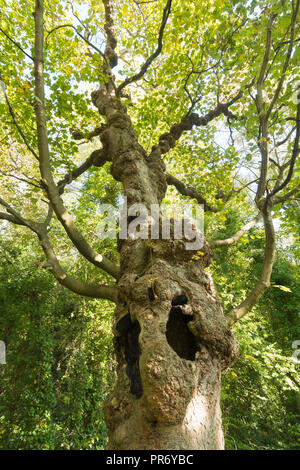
[166,173,218,212]
[0,202,117,302]
[269,93,300,197]
[273,183,300,205]
[33,0,120,280]
[38,232,118,302]
[102,0,118,68]
[0,27,34,61]
[215,179,259,203]
[210,213,262,247]
[45,24,106,60]
[266,0,300,119]
[226,204,276,326]
[0,171,41,191]
[151,90,243,157]
[71,124,106,141]
[57,149,108,195]
[0,211,25,226]
[0,74,39,160]
[0,197,37,231]
[117,0,172,95]
[254,16,275,204]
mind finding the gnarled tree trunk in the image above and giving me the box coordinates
[91,89,239,450]
[105,239,238,450]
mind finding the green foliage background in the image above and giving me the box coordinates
[0,236,115,449]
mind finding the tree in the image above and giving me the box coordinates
[0,0,299,450]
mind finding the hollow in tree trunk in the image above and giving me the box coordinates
[105,237,238,450]
[91,87,239,450]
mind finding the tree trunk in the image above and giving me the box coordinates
[105,238,238,450]
[91,88,238,450]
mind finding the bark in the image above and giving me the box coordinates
[91,88,238,450]
[106,239,238,449]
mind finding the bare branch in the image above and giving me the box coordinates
[33,0,120,279]
[210,213,262,247]
[226,205,276,326]
[57,149,108,194]
[0,27,34,61]
[117,0,172,95]
[0,75,39,160]
[38,232,118,302]
[151,90,243,157]
[102,0,118,68]
[166,173,218,212]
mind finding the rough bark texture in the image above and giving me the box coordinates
[106,239,238,449]
[91,87,238,450]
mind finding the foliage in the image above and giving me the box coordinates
[211,224,300,450]
[0,238,114,449]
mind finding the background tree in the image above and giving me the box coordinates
[0,0,299,449]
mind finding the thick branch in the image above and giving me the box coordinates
[226,205,276,326]
[210,213,262,247]
[166,173,218,212]
[33,0,119,279]
[0,203,117,302]
[254,17,275,203]
[151,91,243,157]
[57,149,108,194]
[117,0,172,95]
[102,0,118,68]
[256,16,274,113]
[38,233,118,302]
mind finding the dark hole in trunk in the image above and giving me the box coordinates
[116,314,143,398]
[148,287,155,302]
[166,306,197,361]
[172,294,188,306]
